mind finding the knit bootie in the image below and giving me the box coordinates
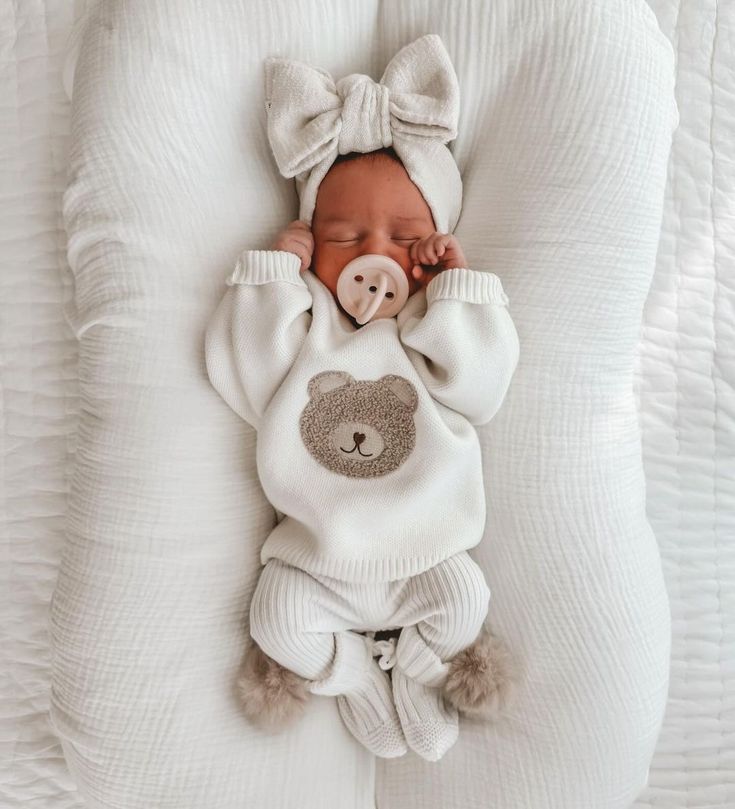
[391,624,458,761]
[337,660,407,758]
[391,667,458,761]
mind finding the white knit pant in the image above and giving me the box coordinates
[248,551,490,696]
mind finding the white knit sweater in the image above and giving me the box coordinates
[205,249,519,582]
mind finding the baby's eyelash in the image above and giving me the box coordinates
[326,236,417,244]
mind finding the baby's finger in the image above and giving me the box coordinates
[289,233,313,252]
[423,241,438,263]
[291,223,314,241]
[434,237,448,257]
[291,243,311,270]
[294,230,314,248]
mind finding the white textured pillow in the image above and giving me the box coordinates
[51,1,677,807]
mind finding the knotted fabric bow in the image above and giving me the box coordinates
[365,631,399,671]
[263,34,463,233]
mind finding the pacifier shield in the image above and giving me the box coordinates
[336,254,409,324]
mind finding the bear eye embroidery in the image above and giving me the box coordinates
[299,371,419,479]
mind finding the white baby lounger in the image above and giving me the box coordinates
[50,1,677,807]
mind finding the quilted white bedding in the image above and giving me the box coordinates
[0,2,731,809]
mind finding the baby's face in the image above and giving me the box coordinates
[311,155,437,302]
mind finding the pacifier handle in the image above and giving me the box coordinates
[355,273,389,325]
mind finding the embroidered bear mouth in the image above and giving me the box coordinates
[340,432,373,457]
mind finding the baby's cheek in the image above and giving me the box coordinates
[313,249,346,297]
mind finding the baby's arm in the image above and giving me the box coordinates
[205,247,312,430]
[397,265,520,427]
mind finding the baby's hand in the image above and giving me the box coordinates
[271,220,314,271]
[409,232,467,288]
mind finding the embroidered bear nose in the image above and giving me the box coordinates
[353,432,366,445]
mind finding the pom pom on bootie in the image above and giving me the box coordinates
[442,625,519,720]
[236,641,310,730]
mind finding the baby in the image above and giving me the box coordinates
[205,36,520,762]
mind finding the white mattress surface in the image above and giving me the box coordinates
[0,1,731,808]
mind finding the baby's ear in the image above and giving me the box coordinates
[380,375,418,412]
[307,371,354,399]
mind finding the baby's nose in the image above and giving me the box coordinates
[362,235,400,259]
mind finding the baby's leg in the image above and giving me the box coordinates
[248,558,407,757]
[391,552,490,761]
[395,551,490,682]
[248,558,372,696]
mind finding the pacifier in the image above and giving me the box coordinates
[336,254,410,325]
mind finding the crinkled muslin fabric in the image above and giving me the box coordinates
[51,1,677,807]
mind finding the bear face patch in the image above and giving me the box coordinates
[299,371,418,478]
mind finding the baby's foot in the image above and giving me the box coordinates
[337,660,407,758]
[392,667,459,761]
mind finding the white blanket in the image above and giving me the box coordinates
[633,1,735,806]
[2,1,732,808]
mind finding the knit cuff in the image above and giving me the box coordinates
[425,268,509,307]
[226,250,305,287]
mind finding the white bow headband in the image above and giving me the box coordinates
[263,34,463,233]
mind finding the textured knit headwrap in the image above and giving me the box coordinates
[263,34,463,234]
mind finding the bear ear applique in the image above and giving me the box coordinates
[307,370,354,399]
[380,375,419,413]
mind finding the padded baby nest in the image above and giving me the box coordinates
[50,1,677,807]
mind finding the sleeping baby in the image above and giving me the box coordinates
[204,34,520,762]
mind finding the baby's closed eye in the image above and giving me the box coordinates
[326,236,416,244]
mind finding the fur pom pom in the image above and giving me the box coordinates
[442,627,518,720]
[236,641,310,730]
